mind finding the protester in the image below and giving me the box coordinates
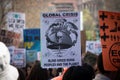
[114,69,120,80]
[51,68,68,80]
[48,68,57,79]
[26,60,48,80]
[93,53,111,80]
[17,68,25,80]
[0,42,19,80]
[83,51,98,73]
[26,62,32,77]
[62,64,95,80]
[93,53,120,80]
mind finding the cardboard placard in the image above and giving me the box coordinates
[41,12,81,68]
[23,28,40,63]
[99,11,120,71]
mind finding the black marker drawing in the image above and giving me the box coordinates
[100,23,109,31]
[117,16,120,20]
[101,33,109,41]
[110,15,115,19]
[111,35,120,41]
[102,45,107,48]
[99,12,108,21]
[45,19,78,56]
[110,22,120,32]
[109,42,120,69]
[45,19,78,49]
[117,36,120,41]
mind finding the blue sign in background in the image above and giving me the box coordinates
[26,50,37,62]
[23,28,40,51]
[23,28,40,62]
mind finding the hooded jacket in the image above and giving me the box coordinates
[0,42,19,80]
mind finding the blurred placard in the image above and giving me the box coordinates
[99,11,120,71]
[6,12,25,40]
[26,50,37,62]
[0,29,20,47]
[23,28,40,51]
[8,47,26,68]
[86,41,102,55]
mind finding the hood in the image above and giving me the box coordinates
[0,42,10,71]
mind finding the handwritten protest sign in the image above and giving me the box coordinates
[99,11,120,71]
[41,12,81,68]
[6,12,25,40]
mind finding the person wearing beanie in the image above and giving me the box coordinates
[0,42,19,80]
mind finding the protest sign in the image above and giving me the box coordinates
[6,12,25,40]
[23,28,40,62]
[12,48,26,68]
[26,50,37,62]
[8,46,15,64]
[41,12,81,68]
[99,11,120,71]
[23,28,40,51]
[86,41,102,55]
[0,29,20,47]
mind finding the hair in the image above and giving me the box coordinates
[17,68,25,80]
[26,63,32,76]
[26,61,48,80]
[83,51,97,68]
[62,64,95,80]
[96,53,120,80]
[97,53,110,74]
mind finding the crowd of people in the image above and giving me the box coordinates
[0,41,120,80]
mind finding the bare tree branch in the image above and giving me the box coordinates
[0,0,13,28]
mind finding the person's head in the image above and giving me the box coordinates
[62,64,95,80]
[51,68,59,77]
[26,63,32,76]
[26,60,48,80]
[97,52,110,74]
[83,51,98,71]
[17,68,25,80]
[97,53,120,80]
